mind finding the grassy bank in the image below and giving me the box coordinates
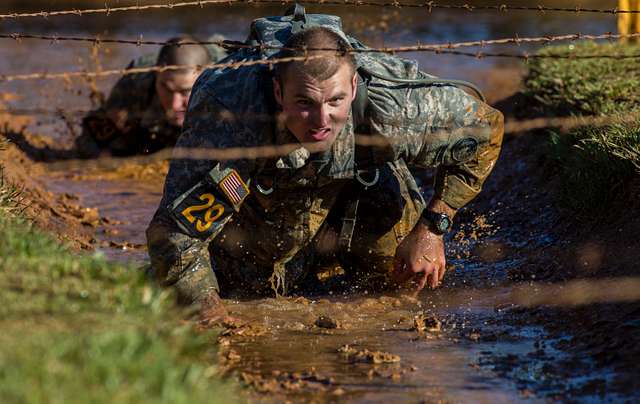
[523,42,640,215]
[0,140,235,403]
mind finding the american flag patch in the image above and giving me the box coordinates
[218,170,249,206]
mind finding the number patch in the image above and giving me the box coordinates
[171,182,234,240]
[180,193,225,232]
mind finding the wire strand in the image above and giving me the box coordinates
[2,47,640,83]
[1,0,639,21]
[2,31,639,51]
[21,112,637,170]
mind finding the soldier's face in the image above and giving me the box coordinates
[274,63,357,152]
[155,69,200,127]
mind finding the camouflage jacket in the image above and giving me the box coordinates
[146,47,504,303]
[76,36,227,157]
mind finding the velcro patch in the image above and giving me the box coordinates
[170,181,234,240]
[219,170,250,207]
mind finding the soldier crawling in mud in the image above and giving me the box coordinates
[146,10,503,324]
[74,35,227,158]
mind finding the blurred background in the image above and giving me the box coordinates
[0,1,619,140]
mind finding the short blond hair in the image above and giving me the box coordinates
[274,27,356,84]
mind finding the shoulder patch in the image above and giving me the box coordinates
[219,170,250,206]
[451,138,479,163]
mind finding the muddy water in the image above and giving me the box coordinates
[36,163,567,401]
[46,171,161,263]
[222,289,554,402]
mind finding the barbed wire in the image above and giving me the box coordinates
[2,47,640,83]
[2,31,640,52]
[1,0,639,21]
[0,53,330,83]
[0,108,86,117]
[26,111,637,171]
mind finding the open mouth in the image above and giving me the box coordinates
[309,128,331,141]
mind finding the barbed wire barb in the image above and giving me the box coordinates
[1,47,633,83]
[3,109,638,166]
[1,0,640,20]
[3,31,640,54]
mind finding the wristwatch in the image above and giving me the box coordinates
[420,209,453,235]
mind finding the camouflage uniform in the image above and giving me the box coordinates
[146,18,504,303]
[75,36,227,158]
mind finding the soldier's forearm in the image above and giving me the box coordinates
[146,215,219,304]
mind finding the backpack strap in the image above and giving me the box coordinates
[288,3,307,34]
[352,68,387,172]
[352,69,370,136]
[339,69,380,251]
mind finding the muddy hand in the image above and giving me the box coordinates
[197,290,242,328]
[393,221,446,292]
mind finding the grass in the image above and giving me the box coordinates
[548,122,640,214]
[0,139,23,216]
[522,42,640,215]
[0,137,237,403]
[523,42,640,117]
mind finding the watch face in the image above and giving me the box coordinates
[438,216,451,233]
[422,210,452,234]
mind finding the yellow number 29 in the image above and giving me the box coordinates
[181,193,225,233]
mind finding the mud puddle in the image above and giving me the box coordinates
[220,292,546,402]
[44,169,163,263]
[30,154,632,402]
[36,163,572,402]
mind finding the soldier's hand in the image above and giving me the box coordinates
[392,221,446,292]
[197,290,242,329]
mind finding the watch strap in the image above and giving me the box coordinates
[420,209,453,235]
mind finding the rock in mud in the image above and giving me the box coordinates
[315,315,340,329]
[76,207,100,227]
[240,369,334,394]
[220,323,267,338]
[366,367,406,381]
[413,313,442,333]
[338,344,401,364]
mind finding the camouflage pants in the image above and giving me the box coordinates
[210,160,425,297]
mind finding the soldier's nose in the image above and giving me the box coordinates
[172,93,185,111]
[312,105,329,128]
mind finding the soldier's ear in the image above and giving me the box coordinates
[273,78,283,106]
[351,72,358,102]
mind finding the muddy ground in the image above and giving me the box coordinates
[1,67,639,402]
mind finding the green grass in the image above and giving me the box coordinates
[0,139,237,403]
[523,42,640,117]
[0,139,22,216]
[547,122,640,214]
[523,42,640,215]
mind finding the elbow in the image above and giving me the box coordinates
[479,106,505,170]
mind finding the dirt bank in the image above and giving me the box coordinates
[0,93,172,256]
[0,126,94,249]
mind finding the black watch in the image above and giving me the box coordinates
[421,209,453,235]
